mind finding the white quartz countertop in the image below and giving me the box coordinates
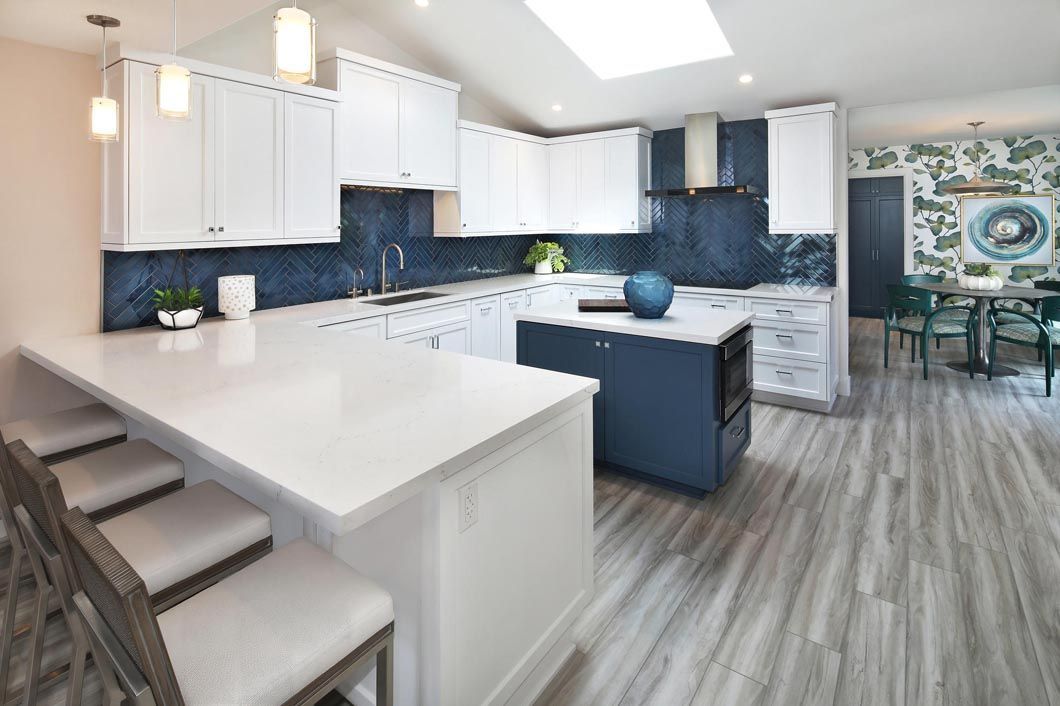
[514,301,755,345]
[21,318,598,535]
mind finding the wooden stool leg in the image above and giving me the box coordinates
[64,623,89,706]
[20,557,50,706]
[376,636,394,706]
[0,547,23,699]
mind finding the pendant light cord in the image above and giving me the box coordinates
[171,0,177,58]
[100,24,107,94]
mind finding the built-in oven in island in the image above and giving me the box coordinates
[719,326,754,423]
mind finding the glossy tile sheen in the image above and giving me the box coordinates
[539,317,1060,706]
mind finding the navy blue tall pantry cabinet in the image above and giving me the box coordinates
[849,176,905,318]
[517,322,752,495]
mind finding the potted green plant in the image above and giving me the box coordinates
[523,241,571,275]
[957,263,1003,291]
[151,251,205,330]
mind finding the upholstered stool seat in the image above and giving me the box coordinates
[50,439,184,519]
[99,480,271,596]
[157,539,394,705]
[0,403,126,463]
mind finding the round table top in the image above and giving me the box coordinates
[919,281,1057,300]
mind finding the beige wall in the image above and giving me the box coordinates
[0,37,100,425]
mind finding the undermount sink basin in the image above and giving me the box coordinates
[364,291,449,306]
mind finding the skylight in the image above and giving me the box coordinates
[524,0,733,80]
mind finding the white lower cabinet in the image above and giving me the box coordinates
[556,284,585,302]
[500,290,527,363]
[321,316,385,339]
[391,322,470,353]
[673,292,744,311]
[584,286,623,300]
[752,320,826,363]
[471,296,501,360]
[753,354,828,401]
[526,285,559,309]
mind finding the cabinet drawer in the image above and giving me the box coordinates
[673,292,744,311]
[557,285,584,301]
[753,354,828,401]
[748,297,827,325]
[717,400,751,486]
[584,286,623,300]
[387,300,470,338]
[752,321,826,363]
[320,316,385,339]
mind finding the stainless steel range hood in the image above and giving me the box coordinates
[645,112,761,198]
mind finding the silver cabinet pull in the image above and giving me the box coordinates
[730,426,745,438]
[603,342,610,348]
[711,303,726,309]
[479,306,492,314]
[776,369,794,376]
[775,309,793,315]
[217,226,225,233]
[207,227,215,233]
[775,333,794,339]
[595,341,601,347]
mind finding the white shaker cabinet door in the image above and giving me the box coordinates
[500,290,526,363]
[489,135,519,232]
[517,140,549,231]
[214,79,284,241]
[575,139,607,232]
[471,296,501,360]
[400,77,458,188]
[128,62,215,245]
[337,62,401,183]
[434,321,471,354]
[458,130,491,233]
[605,135,639,231]
[285,93,339,239]
[548,143,577,231]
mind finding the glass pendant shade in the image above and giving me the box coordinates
[90,96,119,141]
[273,6,317,85]
[156,63,191,119]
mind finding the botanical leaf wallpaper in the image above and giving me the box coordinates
[848,134,1059,283]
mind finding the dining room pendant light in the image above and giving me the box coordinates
[273,2,317,85]
[87,15,120,142]
[941,121,1015,196]
[156,0,191,119]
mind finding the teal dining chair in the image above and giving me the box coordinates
[899,273,954,350]
[988,295,1060,397]
[988,280,1060,357]
[884,284,976,380]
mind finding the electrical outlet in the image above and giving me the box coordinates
[458,482,478,533]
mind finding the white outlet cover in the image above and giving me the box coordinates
[459,482,478,533]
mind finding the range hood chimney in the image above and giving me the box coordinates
[646,112,761,198]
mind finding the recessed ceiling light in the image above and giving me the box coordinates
[524,0,733,80]
[415,0,429,7]
[738,74,753,84]
[552,104,563,111]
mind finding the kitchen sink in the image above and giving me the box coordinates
[364,291,450,306]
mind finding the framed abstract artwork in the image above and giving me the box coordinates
[960,193,1056,266]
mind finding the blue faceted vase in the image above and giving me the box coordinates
[623,271,674,319]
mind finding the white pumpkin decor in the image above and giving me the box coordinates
[957,265,1003,291]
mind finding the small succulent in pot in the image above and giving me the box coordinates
[152,286,205,330]
[957,263,1004,291]
[524,241,571,274]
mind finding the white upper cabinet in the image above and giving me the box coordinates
[548,143,578,231]
[284,93,339,239]
[319,50,460,191]
[437,123,652,237]
[516,141,548,231]
[102,50,341,252]
[489,135,519,232]
[765,103,837,234]
[215,79,284,242]
[127,62,215,246]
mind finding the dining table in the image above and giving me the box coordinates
[921,281,1055,377]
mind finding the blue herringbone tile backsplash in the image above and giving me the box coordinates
[103,119,835,331]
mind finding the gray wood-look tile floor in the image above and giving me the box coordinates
[538,317,1060,706]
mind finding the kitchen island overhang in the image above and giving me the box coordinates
[20,314,598,706]
[515,301,755,496]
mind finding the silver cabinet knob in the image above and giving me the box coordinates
[207,227,215,233]
[218,226,225,233]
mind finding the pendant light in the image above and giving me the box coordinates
[156,0,191,119]
[941,121,1015,196]
[87,15,120,142]
[273,1,317,85]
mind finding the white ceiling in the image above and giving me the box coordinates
[0,0,274,55]
[848,85,1060,148]
[329,0,1060,135]
[4,0,1059,143]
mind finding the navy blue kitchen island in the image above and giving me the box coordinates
[515,303,755,496]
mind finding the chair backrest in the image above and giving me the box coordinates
[5,440,69,553]
[1033,280,1060,293]
[901,274,944,285]
[886,284,933,316]
[61,507,184,705]
[0,434,25,553]
[1042,296,1060,327]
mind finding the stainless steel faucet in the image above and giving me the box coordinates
[381,243,405,294]
[347,268,366,298]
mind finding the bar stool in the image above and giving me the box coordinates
[0,403,127,699]
[6,441,273,705]
[62,507,394,706]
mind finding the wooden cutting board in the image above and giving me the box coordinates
[578,299,631,312]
